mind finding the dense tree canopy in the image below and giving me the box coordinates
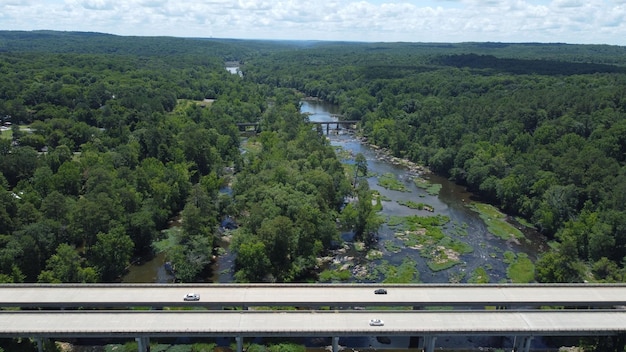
[2,31,626,285]
[0,32,267,282]
[241,41,626,283]
[229,90,352,282]
[1,31,625,352]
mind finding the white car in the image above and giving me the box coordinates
[369,319,384,326]
[183,293,200,301]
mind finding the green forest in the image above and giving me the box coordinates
[242,41,626,284]
[1,31,626,287]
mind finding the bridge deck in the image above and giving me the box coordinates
[1,310,624,338]
[1,283,625,308]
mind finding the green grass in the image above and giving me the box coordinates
[0,129,12,140]
[423,246,462,272]
[413,177,442,195]
[372,192,384,212]
[505,252,535,283]
[378,172,408,191]
[1,125,33,140]
[503,250,516,264]
[515,216,535,228]
[470,202,524,240]
[398,200,434,211]
[388,214,451,231]
[383,240,402,253]
[365,249,383,260]
[386,215,405,227]
[381,257,421,283]
[152,227,182,253]
[428,255,459,270]
[440,236,473,255]
[390,214,473,272]
[468,267,491,283]
[319,268,352,282]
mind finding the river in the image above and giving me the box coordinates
[299,99,554,351]
[120,96,552,351]
[301,99,547,284]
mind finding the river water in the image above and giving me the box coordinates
[301,99,547,284]
[215,67,546,283]
[120,96,553,351]
[299,99,555,351]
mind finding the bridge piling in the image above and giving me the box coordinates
[423,336,437,352]
[136,337,150,352]
[236,336,243,352]
[513,336,532,352]
[332,336,339,352]
[35,337,43,352]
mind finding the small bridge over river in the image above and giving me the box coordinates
[236,120,359,134]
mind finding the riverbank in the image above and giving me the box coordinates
[357,135,430,176]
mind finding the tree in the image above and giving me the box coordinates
[0,186,16,234]
[535,235,586,283]
[127,209,158,254]
[40,193,70,226]
[38,243,97,283]
[180,125,220,176]
[354,152,368,180]
[181,183,218,247]
[53,160,82,196]
[0,235,25,283]
[339,203,358,232]
[591,257,622,282]
[70,192,123,247]
[0,146,39,187]
[352,180,382,244]
[257,216,297,281]
[534,184,579,234]
[89,226,134,281]
[165,235,213,283]
[233,239,271,282]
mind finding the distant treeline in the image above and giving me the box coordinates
[436,53,626,75]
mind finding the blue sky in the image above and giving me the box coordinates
[1,0,624,45]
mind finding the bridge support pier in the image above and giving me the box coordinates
[423,336,437,352]
[34,337,43,352]
[332,336,339,352]
[236,336,243,352]
[136,337,150,352]
[513,335,532,352]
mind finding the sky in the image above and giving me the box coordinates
[0,0,625,45]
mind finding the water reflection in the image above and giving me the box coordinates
[225,66,242,77]
[121,252,175,283]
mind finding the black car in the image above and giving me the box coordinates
[374,289,387,294]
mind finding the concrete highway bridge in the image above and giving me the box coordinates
[1,283,625,352]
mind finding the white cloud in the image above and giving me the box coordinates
[137,0,168,7]
[0,0,623,44]
[553,0,584,8]
[79,0,115,10]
